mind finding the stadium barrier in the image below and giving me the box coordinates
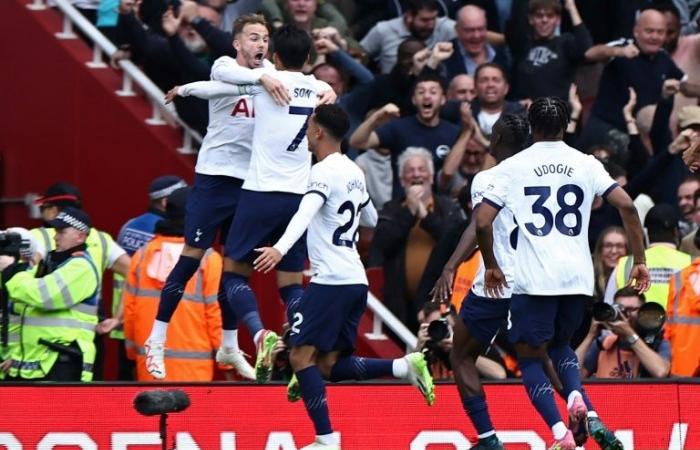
[0,381,698,449]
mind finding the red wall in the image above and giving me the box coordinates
[0,0,195,233]
[1,383,698,449]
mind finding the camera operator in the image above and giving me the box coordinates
[416,302,505,381]
[576,287,671,379]
[0,208,100,382]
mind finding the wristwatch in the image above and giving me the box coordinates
[627,333,640,345]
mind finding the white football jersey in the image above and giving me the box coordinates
[243,71,331,194]
[484,141,617,296]
[182,57,276,179]
[470,168,516,298]
[304,153,370,285]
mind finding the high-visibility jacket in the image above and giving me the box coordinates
[665,259,700,376]
[31,226,119,276]
[111,211,163,340]
[123,235,224,381]
[450,251,481,310]
[615,246,691,309]
[3,252,99,381]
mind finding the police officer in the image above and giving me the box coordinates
[1,208,100,381]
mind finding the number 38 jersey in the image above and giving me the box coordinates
[244,70,331,195]
[484,141,617,296]
[305,153,370,286]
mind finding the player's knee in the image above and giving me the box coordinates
[276,270,303,287]
[289,346,316,372]
[181,245,206,260]
[223,257,252,277]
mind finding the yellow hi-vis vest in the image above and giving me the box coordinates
[615,246,691,309]
[4,252,99,381]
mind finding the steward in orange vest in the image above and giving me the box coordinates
[123,188,226,381]
[666,259,700,376]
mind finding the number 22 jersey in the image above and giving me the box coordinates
[483,141,617,296]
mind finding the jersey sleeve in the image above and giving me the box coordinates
[306,164,332,202]
[273,194,325,256]
[178,81,247,99]
[586,155,618,198]
[470,172,486,207]
[210,56,274,84]
[481,166,508,210]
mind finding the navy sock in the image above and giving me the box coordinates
[329,356,393,382]
[279,283,304,323]
[296,366,332,436]
[518,357,562,427]
[548,345,583,399]
[155,255,200,322]
[580,388,594,411]
[462,395,496,437]
[222,272,263,337]
[217,283,238,330]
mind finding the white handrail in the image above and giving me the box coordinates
[366,292,417,352]
[34,0,202,149]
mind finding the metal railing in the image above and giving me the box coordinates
[26,0,202,154]
[365,292,417,352]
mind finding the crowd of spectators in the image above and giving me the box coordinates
[17,0,700,381]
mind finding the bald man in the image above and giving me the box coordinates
[443,5,508,80]
[447,74,476,102]
[579,8,686,149]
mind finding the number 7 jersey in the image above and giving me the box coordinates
[243,70,331,194]
[483,141,618,296]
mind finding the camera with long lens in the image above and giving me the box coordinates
[422,317,453,369]
[635,302,666,344]
[0,232,27,258]
[592,302,625,322]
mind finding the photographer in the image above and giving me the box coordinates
[1,208,100,382]
[416,302,505,381]
[576,287,671,379]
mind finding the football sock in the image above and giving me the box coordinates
[148,320,168,343]
[222,330,239,352]
[279,283,304,323]
[217,283,238,330]
[222,272,263,338]
[548,345,584,400]
[155,255,200,322]
[329,356,394,382]
[518,357,562,427]
[296,366,332,436]
[462,395,496,438]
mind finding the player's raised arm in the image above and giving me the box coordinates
[164,81,250,104]
[604,186,651,293]
[211,56,290,105]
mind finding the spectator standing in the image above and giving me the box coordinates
[581,9,686,149]
[576,288,671,379]
[605,204,691,308]
[666,258,700,376]
[677,175,700,237]
[361,0,456,73]
[124,188,227,381]
[350,73,462,198]
[469,63,525,137]
[1,209,100,381]
[506,0,592,101]
[443,5,509,80]
[680,188,700,258]
[592,227,628,299]
[370,147,464,331]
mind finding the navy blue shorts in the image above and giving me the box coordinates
[224,189,306,271]
[288,283,368,353]
[184,174,243,249]
[459,290,511,345]
[508,294,588,347]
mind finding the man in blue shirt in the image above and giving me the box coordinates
[350,72,461,198]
